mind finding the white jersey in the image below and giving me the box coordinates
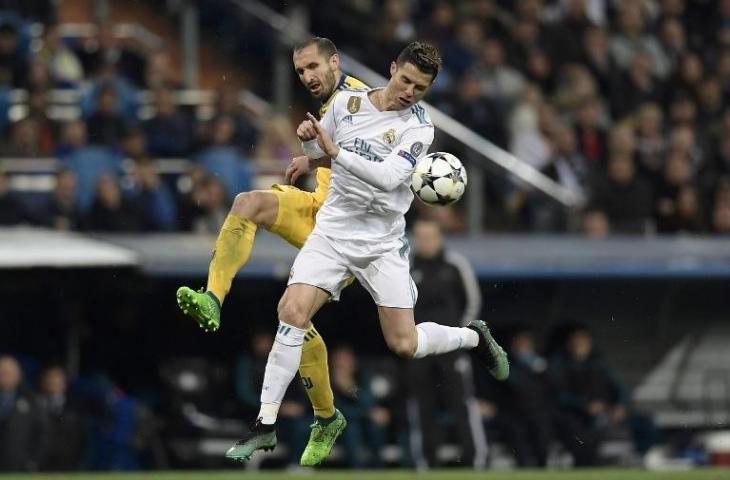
[303,88,434,247]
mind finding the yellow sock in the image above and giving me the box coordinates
[206,214,257,304]
[299,326,335,418]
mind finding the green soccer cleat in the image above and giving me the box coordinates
[225,420,277,462]
[176,286,221,332]
[467,319,510,381]
[299,409,347,466]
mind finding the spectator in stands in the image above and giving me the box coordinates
[234,331,308,467]
[54,118,121,214]
[0,0,56,24]
[26,89,56,155]
[0,355,49,472]
[330,345,390,469]
[611,51,664,121]
[486,328,599,467]
[546,0,596,68]
[35,168,80,231]
[86,83,130,148]
[477,37,525,113]
[175,165,208,231]
[83,174,145,231]
[145,50,180,90]
[37,25,84,88]
[581,208,610,238]
[574,96,608,166]
[24,58,52,91]
[654,150,704,233]
[197,115,253,199]
[590,150,654,234]
[253,115,300,172]
[581,25,616,97]
[610,2,670,78]
[75,23,148,88]
[406,219,486,469]
[211,85,258,156]
[0,169,27,225]
[0,22,26,88]
[447,72,506,148]
[38,365,86,471]
[658,17,688,72]
[711,178,730,234]
[634,102,666,180]
[0,117,42,158]
[536,121,591,231]
[697,76,725,132]
[442,19,484,77]
[190,175,229,234]
[549,324,657,461]
[123,157,177,231]
[143,88,193,157]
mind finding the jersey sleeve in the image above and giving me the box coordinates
[302,94,339,159]
[334,124,434,192]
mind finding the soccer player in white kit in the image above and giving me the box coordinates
[225,42,509,462]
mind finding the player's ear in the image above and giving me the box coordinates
[329,53,340,70]
[390,61,397,77]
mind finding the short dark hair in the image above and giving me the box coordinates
[396,41,442,81]
[293,37,337,59]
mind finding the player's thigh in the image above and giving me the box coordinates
[231,190,280,228]
[354,247,418,309]
[377,306,417,358]
[288,231,351,303]
[267,185,318,249]
[277,283,330,329]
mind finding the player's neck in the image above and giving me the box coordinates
[368,88,399,112]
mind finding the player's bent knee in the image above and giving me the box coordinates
[277,299,309,330]
[231,191,277,226]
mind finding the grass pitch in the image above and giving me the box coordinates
[1,469,729,480]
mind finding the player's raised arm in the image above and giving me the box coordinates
[336,127,433,192]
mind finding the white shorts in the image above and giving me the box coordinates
[288,230,418,308]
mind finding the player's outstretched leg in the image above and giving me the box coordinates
[225,419,277,462]
[300,408,347,466]
[176,287,221,332]
[466,319,510,380]
[176,191,275,330]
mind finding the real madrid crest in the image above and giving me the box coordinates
[347,96,361,114]
[383,128,396,145]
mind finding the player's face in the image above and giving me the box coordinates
[293,45,339,99]
[388,61,433,108]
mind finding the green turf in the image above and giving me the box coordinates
[2,469,730,480]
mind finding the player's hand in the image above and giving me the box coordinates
[306,112,339,158]
[297,119,317,141]
[285,155,311,184]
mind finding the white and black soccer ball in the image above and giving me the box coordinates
[411,152,467,206]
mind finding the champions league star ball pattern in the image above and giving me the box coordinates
[411,152,468,206]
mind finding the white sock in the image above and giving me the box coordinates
[413,322,479,359]
[258,321,307,424]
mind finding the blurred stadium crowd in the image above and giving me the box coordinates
[0,322,657,471]
[0,0,729,235]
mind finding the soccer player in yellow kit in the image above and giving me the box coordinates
[176,37,366,465]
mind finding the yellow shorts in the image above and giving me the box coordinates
[269,184,319,249]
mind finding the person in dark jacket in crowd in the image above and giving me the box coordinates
[0,355,49,472]
[37,365,86,471]
[405,219,487,469]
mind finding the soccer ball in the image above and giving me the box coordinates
[411,152,467,206]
